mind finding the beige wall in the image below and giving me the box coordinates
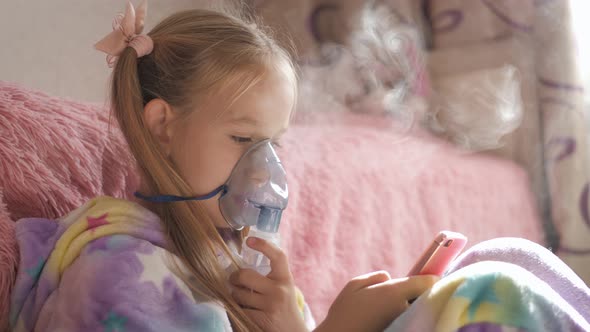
[0,1,206,103]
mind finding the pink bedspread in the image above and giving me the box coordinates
[280,113,544,321]
[0,82,543,327]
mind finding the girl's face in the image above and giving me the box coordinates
[166,68,295,228]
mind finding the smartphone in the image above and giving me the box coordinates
[407,231,468,276]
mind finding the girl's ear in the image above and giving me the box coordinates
[143,98,178,156]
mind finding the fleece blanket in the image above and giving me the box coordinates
[8,196,315,332]
[11,195,588,332]
[386,238,590,332]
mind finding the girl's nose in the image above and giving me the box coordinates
[247,166,270,187]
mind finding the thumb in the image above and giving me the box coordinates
[397,275,440,300]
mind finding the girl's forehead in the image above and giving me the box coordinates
[183,66,295,130]
[223,71,294,122]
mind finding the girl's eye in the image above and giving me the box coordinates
[231,136,253,144]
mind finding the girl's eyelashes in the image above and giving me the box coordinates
[230,135,282,149]
[230,135,253,144]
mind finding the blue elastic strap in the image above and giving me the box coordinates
[134,185,226,203]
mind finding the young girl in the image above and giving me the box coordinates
[8,2,438,331]
[9,2,590,332]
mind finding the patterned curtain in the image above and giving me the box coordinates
[426,0,590,282]
[535,0,590,282]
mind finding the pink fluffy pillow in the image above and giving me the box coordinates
[0,82,138,219]
[0,82,139,329]
[0,190,17,330]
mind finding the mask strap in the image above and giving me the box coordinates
[134,185,227,203]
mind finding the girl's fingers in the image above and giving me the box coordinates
[229,268,274,294]
[369,275,439,301]
[246,237,291,282]
[231,287,266,310]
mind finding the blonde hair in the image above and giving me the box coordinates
[110,9,295,331]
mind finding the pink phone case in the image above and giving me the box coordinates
[407,231,467,276]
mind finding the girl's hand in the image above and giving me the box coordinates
[230,237,308,332]
[315,271,439,332]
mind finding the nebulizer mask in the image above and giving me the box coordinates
[134,139,288,275]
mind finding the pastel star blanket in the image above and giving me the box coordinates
[9,196,314,331]
[386,238,590,332]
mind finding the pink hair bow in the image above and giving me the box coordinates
[94,0,153,67]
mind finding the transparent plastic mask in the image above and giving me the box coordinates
[219,139,288,231]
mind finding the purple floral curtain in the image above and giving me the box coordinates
[421,0,590,282]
